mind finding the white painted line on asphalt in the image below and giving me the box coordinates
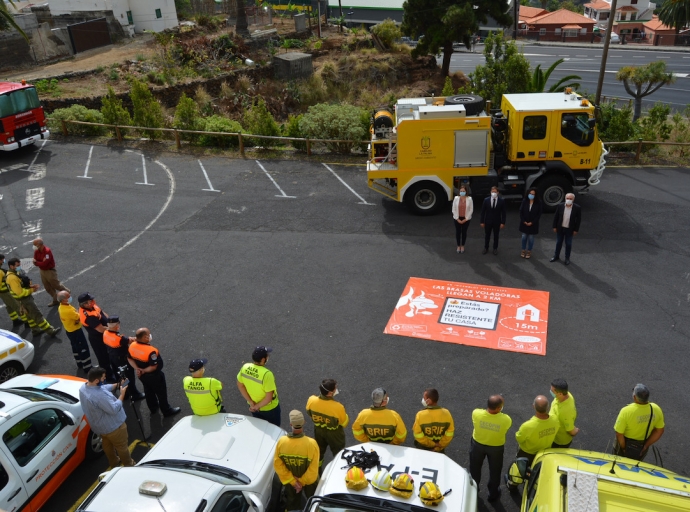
[256,160,296,198]
[28,139,46,172]
[675,73,689,78]
[136,154,154,186]
[28,164,46,181]
[25,188,44,210]
[61,160,176,285]
[22,220,41,238]
[657,56,670,59]
[322,163,374,205]
[198,160,220,192]
[78,145,94,179]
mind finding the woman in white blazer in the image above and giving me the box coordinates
[452,185,474,253]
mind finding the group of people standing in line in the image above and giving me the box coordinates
[452,186,582,265]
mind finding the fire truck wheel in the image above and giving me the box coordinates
[443,94,485,116]
[538,175,572,212]
[404,182,447,216]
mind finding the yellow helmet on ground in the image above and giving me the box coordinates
[346,467,369,491]
[418,482,444,506]
[389,473,414,498]
[370,469,392,492]
[507,461,525,487]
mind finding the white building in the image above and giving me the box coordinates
[584,0,656,26]
[44,0,178,33]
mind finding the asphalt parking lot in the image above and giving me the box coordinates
[1,140,689,511]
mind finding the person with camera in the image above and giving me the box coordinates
[103,315,145,401]
[613,383,665,461]
[79,367,135,468]
[5,257,61,337]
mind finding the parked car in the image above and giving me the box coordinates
[610,33,620,44]
[0,328,35,382]
[0,374,102,511]
[77,413,285,512]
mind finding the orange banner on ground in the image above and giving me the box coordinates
[384,278,550,355]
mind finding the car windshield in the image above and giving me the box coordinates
[0,88,41,118]
[3,387,77,404]
[139,459,251,484]
[307,494,429,512]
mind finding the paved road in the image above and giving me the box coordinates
[444,44,690,111]
[1,141,689,511]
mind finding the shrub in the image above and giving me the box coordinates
[219,81,233,100]
[441,76,455,96]
[635,102,672,148]
[371,19,401,50]
[597,101,636,143]
[34,79,60,96]
[299,103,368,154]
[243,98,280,147]
[100,86,132,135]
[48,105,107,136]
[198,115,243,148]
[108,69,120,81]
[130,78,165,139]
[297,74,327,107]
[284,114,306,151]
[173,93,202,141]
[194,85,214,115]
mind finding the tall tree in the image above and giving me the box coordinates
[0,0,28,40]
[658,0,690,32]
[616,61,675,121]
[236,0,249,36]
[461,31,531,106]
[530,58,581,92]
[401,0,512,77]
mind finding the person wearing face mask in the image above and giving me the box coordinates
[412,388,454,452]
[470,395,512,503]
[550,378,579,448]
[32,238,69,307]
[518,188,542,259]
[5,257,61,337]
[57,291,92,373]
[480,186,507,255]
[128,327,181,417]
[306,379,349,472]
[550,192,581,265]
[352,387,407,445]
[78,292,115,381]
[452,185,474,254]
[0,254,29,328]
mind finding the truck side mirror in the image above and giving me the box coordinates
[61,410,76,426]
[588,118,596,129]
[515,457,530,479]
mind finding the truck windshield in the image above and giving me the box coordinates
[0,88,41,118]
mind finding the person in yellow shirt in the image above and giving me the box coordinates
[413,388,454,452]
[613,383,664,461]
[0,254,28,328]
[183,358,224,415]
[274,410,319,512]
[237,346,281,427]
[550,378,579,448]
[352,388,407,445]
[470,395,512,503]
[6,257,60,337]
[305,379,348,472]
[57,291,92,372]
[513,395,560,465]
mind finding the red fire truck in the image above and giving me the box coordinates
[0,80,50,151]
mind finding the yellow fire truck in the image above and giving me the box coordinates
[367,91,608,214]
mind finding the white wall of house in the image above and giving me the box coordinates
[42,0,178,32]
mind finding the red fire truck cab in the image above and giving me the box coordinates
[0,81,50,151]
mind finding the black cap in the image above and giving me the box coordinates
[107,315,120,324]
[252,346,273,362]
[189,358,208,372]
[78,292,95,303]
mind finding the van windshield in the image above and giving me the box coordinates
[0,88,41,118]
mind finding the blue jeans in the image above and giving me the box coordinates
[521,233,535,250]
[554,229,574,259]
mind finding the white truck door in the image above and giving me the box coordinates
[0,456,29,512]
[1,406,76,499]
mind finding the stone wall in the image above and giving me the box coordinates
[0,32,33,71]
[42,65,274,114]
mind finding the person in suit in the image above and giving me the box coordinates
[452,185,473,254]
[519,188,542,259]
[480,186,506,255]
[550,193,581,265]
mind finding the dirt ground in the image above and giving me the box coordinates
[5,33,157,82]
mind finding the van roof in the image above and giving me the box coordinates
[0,82,33,94]
[502,92,593,112]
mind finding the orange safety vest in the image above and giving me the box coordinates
[128,341,160,365]
[79,303,103,326]
[103,330,124,349]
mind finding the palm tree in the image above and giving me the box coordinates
[1,0,28,41]
[530,58,581,92]
[658,0,690,32]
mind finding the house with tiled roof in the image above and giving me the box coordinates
[518,5,548,32]
[583,0,656,26]
[522,9,597,42]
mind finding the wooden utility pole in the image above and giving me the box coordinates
[595,0,618,106]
